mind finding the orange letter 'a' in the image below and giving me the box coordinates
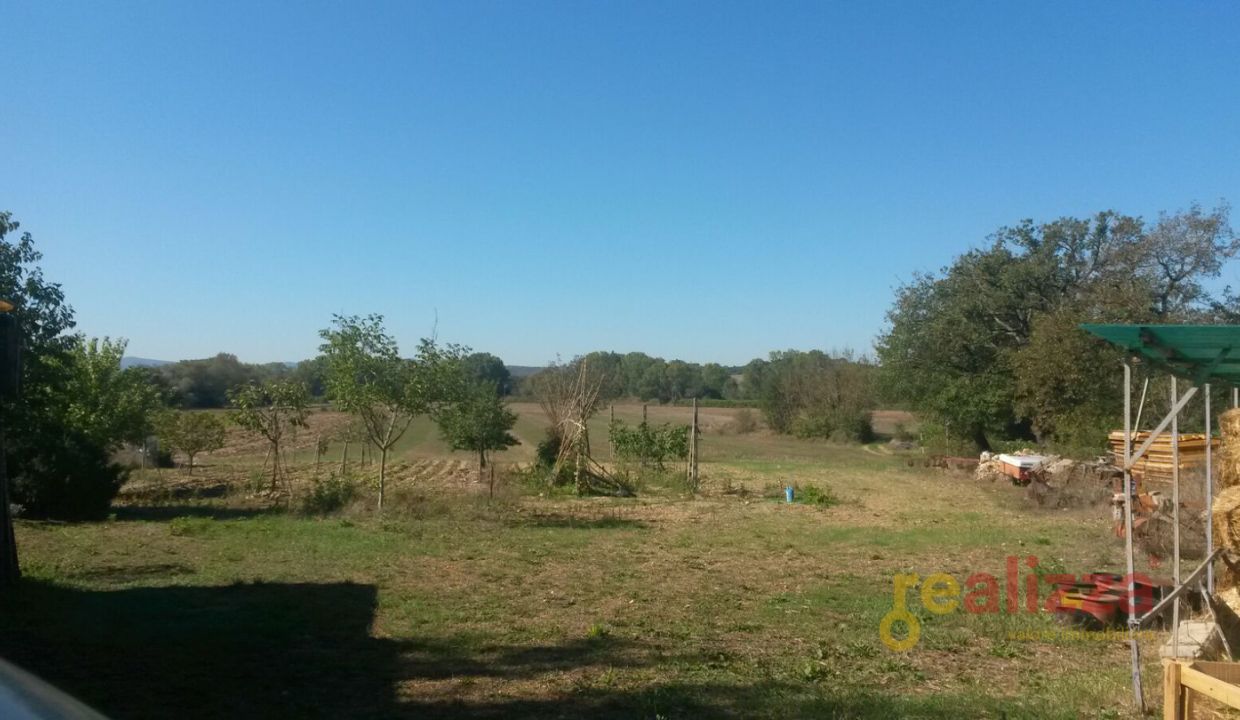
[964,572,999,614]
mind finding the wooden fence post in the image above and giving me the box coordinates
[688,398,700,493]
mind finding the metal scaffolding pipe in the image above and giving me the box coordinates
[1123,362,1144,709]
[1171,377,1181,659]
[1207,384,1214,593]
[1127,386,1199,468]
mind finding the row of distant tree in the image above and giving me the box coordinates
[150,346,877,442]
[151,351,514,408]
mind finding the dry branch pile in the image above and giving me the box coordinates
[531,361,633,496]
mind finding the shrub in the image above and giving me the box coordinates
[302,473,357,515]
[838,411,875,443]
[586,622,612,641]
[10,430,128,520]
[795,483,840,508]
[792,414,835,440]
[731,408,759,434]
[535,429,561,469]
[609,420,689,470]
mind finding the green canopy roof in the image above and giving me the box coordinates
[1080,324,1240,385]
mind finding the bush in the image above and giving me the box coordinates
[838,411,875,443]
[302,473,357,515]
[609,420,688,470]
[10,430,128,520]
[535,429,562,469]
[792,414,836,440]
[916,420,979,456]
[731,408,759,434]
[795,483,840,508]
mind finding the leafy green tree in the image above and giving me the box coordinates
[290,355,329,398]
[637,360,669,402]
[700,363,733,399]
[436,380,518,475]
[60,337,165,451]
[228,379,309,489]
[582,351,625,399]
[745,350,875,441]
[664,360,703,401]
[1,211,144,519]
[461,352,513,396]
[878,205,1236,450]
[319,314,465,510]
[157,410,227,474]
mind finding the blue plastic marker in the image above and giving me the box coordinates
[785,486,794,503]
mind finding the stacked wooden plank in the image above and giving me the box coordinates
[1108,431,1218,483]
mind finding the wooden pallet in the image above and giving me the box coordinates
[1109,432,1218,483]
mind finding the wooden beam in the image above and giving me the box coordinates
[1181,664,1240,709]
[1164,661,1184,720]
[1129,386,1199,469]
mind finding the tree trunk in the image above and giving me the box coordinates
[340,439,349,475]
[271,441,281,490]
[188,454,195,475]
[378,447,387,511]
[0,426,20,590]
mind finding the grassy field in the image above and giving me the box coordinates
[0,404,1163,719]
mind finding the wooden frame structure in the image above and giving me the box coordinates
[1164,660,1240,719]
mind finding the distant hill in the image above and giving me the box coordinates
[121,357,172,369]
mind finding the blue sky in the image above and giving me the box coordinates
[2,1,1238,366]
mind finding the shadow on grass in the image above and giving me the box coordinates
[0,580,1023,720]
[508,513,648,530]
[110,504,280,521]
[0,580,398,719]
[121,480,233,502]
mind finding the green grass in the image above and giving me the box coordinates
[0,404,1157,719]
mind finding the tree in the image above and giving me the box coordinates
[60,337,165,451]
[290,355,329,398]
[700,363,733,399]
[228,379,309,490]
[461,352,513,395]
[319,314,465,510]
[1,212,143,520]
[158,411,227,474]
[745,350,875,441]
[436,380,518,479]
[160,353,291,408]
[878,204,1236,449]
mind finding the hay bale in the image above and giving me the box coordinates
[1213,485,1240,553]
[1221,452,1240,489]
[1221,409,1240,488]
[1222,408,1240,439]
